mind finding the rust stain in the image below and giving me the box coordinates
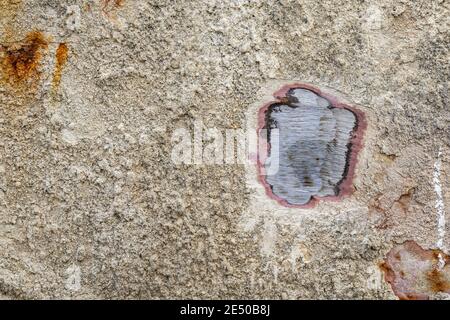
[379,262,392,278]
[1,31,49,84]
[102,0,125,13]
[370,188,415,229]
[427,268,450,293]
[381,240,450,300]
[52,43,69,91]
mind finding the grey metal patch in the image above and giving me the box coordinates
[263,88,357,206]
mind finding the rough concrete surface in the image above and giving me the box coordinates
[0,0,449,299]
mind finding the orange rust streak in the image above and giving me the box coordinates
[52,43,69,90]
[1,31,48,84]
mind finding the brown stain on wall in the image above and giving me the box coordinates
[0,2,49,115]
[1,31,48,84]
[370,187,415,229]
[101,0,125,13]
[0,31,50,113]
[427,268,450,293]
[52,43,69,91]
[381,240,450,300]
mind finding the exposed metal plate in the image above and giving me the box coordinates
[258,85,365,207]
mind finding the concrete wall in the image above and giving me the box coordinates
[0,0,448,299]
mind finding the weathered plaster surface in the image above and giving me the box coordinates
[0,0,448,299]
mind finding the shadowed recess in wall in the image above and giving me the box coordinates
[258,84,366,208]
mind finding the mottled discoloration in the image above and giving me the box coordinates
[101,0,125,13]
[1,31,48,84]
[381,241,450,300]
